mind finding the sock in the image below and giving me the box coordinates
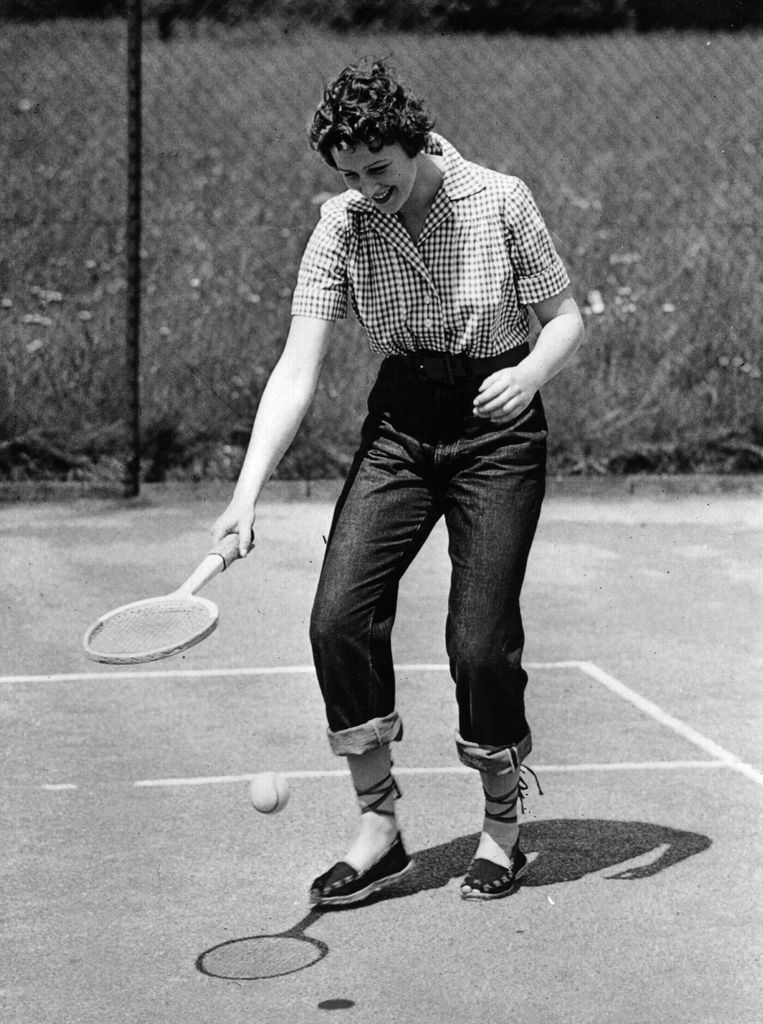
[475,768,521,868]
[346,744,400,816]
[342,745,400,872]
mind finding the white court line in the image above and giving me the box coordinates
[133,761,727,789]
[6,660,759,789]
[568,661,763,788]
[0,665,321,685]
[0,661,594,685]
[42,761,728,793]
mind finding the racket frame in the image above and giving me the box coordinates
[82,534,241,665]
[83,593,220,665]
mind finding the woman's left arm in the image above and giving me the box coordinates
[473,285,585,422]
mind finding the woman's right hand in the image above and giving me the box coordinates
[211,495,256,559]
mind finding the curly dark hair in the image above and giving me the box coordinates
[309,59,435,168]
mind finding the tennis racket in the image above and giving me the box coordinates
[83,533,242,664]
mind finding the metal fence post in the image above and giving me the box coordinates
[125,0,143,497]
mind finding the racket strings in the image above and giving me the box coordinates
[198,936,327,980]
[86,600,213,656]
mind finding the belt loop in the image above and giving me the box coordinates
[444,351,455,386]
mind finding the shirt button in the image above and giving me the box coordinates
[424,318,433,329]
[423,294,432,305]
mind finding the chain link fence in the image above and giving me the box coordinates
[1,5,761,489]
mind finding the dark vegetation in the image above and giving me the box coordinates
[0,12,760,484]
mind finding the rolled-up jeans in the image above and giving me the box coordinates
[309,353,547,775]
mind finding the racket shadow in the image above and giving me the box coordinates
[196,907,328,981]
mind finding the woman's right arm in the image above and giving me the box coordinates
[211,315,335,555]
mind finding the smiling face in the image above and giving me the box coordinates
[331,142,420,216]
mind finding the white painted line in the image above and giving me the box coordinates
[0,665,320,685]
[0,663,453,685]
[41,783,78,791]
[0,661,609,686]
[135,769,346,787]
[132,760,726,789]
[572,660,763,788]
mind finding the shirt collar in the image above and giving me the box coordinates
[424,132,486,201]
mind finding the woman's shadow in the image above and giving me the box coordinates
[196,819,711,979]
[394,818,711,896]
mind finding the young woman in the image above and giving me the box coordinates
[212,59,585,904]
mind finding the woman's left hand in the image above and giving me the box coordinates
[473,365,542,423]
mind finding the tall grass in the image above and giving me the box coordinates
[0,20,760,481]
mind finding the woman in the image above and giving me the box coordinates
[212,59,585,904]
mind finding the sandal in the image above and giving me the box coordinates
[460,843,528,901]
[309,834,413,907]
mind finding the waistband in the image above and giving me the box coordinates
[387,344,529,384]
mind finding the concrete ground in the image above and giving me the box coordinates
[1,479,761,1023]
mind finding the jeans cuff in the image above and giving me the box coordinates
[455,730,532,774]
[327,712,404,756]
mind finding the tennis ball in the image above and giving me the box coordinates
[248,772,290,814]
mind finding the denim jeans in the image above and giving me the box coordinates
[309,354,547,772]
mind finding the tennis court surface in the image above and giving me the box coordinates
[2,479,761,1024]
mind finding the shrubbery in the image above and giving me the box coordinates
[286,0,631,33]
[0,0,124,15]
[632,0,760,31]
[2,0,760,30]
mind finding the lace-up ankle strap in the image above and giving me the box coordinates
[355,772,402,816]
[517,764,544,814]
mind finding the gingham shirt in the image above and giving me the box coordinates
[291,133,570,357]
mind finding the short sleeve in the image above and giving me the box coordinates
[506,179,570,306]
[291,200,349,321]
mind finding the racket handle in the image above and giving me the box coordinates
[179,533,243,597]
